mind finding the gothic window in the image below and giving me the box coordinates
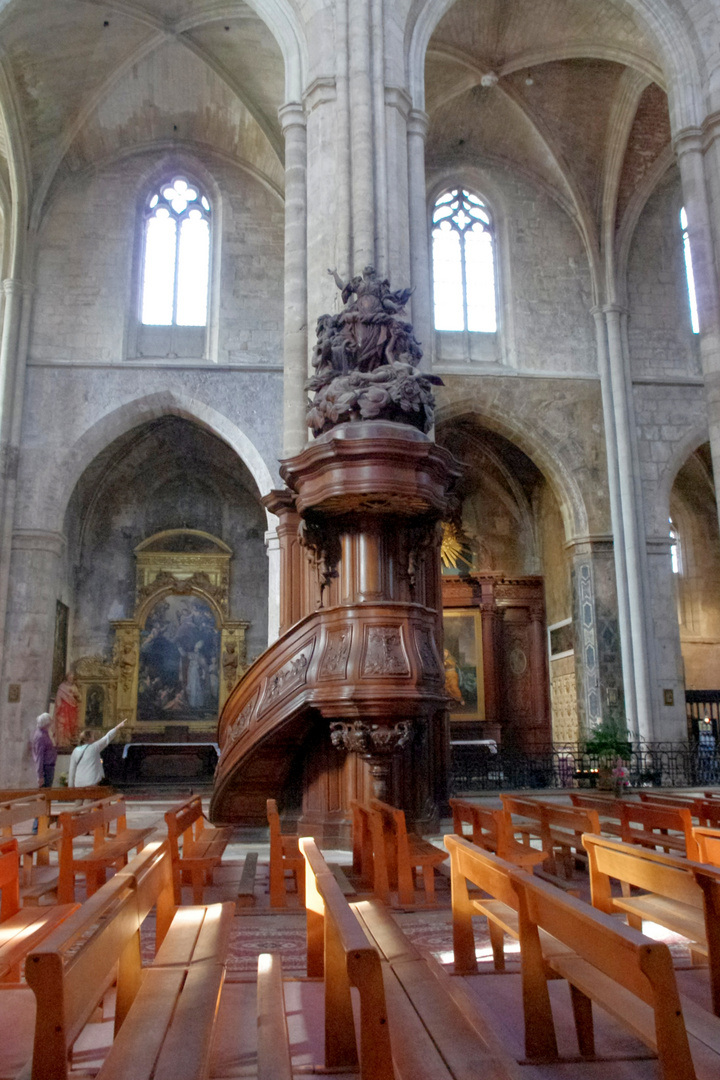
[680,206,700,335]
[432,189,497,333]
[141,176,211,327]
[670,517,682,575]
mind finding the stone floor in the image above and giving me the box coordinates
[5,790,718,1079]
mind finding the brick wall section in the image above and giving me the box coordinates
[616,83,672,228]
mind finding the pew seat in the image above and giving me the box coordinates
[164,794,232,904]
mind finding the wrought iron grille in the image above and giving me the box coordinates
[449,740,720,794]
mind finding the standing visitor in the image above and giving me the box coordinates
[31,712,57,789]
[68,719,127,788]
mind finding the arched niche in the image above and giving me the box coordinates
[104,529,248,732]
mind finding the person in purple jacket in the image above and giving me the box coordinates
[31,712,57,789]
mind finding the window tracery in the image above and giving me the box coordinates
[141,175,211,327]
[431,189,497,333]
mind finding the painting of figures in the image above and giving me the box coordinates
[443,610,484,721]
[138,595,220,722]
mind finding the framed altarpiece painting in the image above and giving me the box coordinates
[73,530,248,738]
[443,610,485,721]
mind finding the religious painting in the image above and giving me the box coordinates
[138,595,221,722]
[443,610,484,721]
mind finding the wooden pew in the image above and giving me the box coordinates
[301,835,521,1080]
[445,833,720,1076]
[267,798,305,907]
[509,863,705,1077]
[570,792,699,857]
[694,826,720,866]
[0,838,79,982]
[449,797,545,869]
[500,795,601,880]
[640,791,720,828]
[57,795,155,903]
[164,794,232,904]
[257,952,293,1080]
[444,833,526,975]
[0,787,114,810]
[367,798,446,907]
[351,799,375,887]
[24,840,234,1080]
[301,835,394,1080]
[583,832,720,1016]
[0,796,61,903]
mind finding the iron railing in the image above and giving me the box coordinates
[449,740,720,793]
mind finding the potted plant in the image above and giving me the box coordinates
[582,720,632,793]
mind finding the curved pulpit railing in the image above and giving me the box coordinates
[209,600,446,823]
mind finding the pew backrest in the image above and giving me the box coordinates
[300,836,394,1080]
[583,832,702,914]
[694,826,720,867]
[620,801,698,859]
[0,837,19,920]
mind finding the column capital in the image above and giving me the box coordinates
[672,125,703,157]
[384,86,412,119]
[2,278,24,298]
[565,534,614,558]
[603,302,627,317]
[407,108,430,138]
[11,529,66,556]
[702,111,720,149]
[301,77,336,114]
[278,100,307,133]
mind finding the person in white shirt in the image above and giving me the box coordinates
[68,719,127,788]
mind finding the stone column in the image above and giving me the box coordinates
[264,524,281,646]
[279,102,309,458]
[0,529,66,786]
[407,109,433,367]
[675,125,720,529]
[568,539,625,737]
[592,307,637,738]
[348,0,376,270]
[0,279,30,683]
[603,304,654,740]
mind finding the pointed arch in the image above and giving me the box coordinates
[32,392,277,535]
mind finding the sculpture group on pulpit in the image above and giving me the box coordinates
[306,266,442,436]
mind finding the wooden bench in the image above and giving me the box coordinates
[583,831,720,1016]
[300,835,394,1080]
[164,794,232,904]
[0,796,62,903]
[640,791,720,828]
[0,838,79,983]
[351,799,375,887]
[24,839,234,1080]
[449,797,545,869]
[570,791,699,857]
[267,798,305,907]
[0,786,115,811]
[444,832,526,975]
[57,795,155,903]
[367,798,446,907]
[500,795,601,877]
[695,826,720,865]
[301,835,521,1080]
[509,861,714,1077]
